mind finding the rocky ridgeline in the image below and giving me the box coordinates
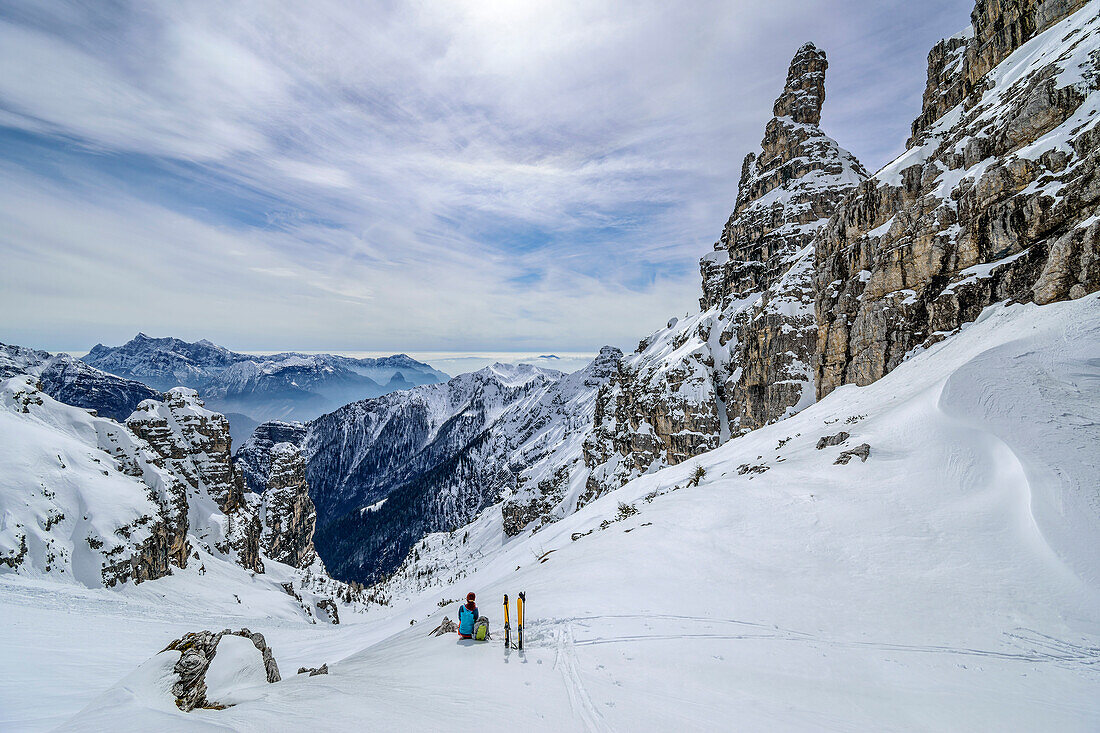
[307,351,623,577]
[582,43,867,501]
[815,0,1099,396]
[128,388,264,572]
[259,442,320,568]
[499,345,622,536]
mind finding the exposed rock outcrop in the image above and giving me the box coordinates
[815,0,1099,397]
[258,442,319,569]
[0,375,190,586]
[235,420,308,494]
[163,628,281,711]
[499,346,623,536]
[584,42,867,500]
[297,663,329,676]
[128,388,263,572]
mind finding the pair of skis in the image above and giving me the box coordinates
[503,592,525,650]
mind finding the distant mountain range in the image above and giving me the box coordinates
[81,334,448,439]
[236,347,623,581]
[0,342,160,422]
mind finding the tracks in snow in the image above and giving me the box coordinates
[554,622,609,733]
[549,614,1100,672]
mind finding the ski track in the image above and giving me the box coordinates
[547,614,1100,672]
[554,623,609,733]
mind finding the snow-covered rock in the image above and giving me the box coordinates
[0,342,159,422]
[127,388,263,573]
[815,0,1100,397]
[0,376,189,586]
[234,420,309,495]
[258,442,319,569]
[129,628,281,713]
[583,42,867,500]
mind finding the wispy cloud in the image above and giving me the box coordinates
[0,0,973,354]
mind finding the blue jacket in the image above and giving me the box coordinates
[458,603,479,634]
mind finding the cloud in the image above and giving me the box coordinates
[0,0,974,355]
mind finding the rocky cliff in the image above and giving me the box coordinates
[127,388,263,573]
[584,43,867,499]
[258,443,319,569]
[0,376,189,586]
[815,0,1099,396]
[235,420,309,495]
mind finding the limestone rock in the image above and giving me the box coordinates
[835,444,871,465]
[234,420,308,495]
[258,442,319,569]
[816,432,849,449]
[815,0,1099,399]
[584,42,867,500]
[0,376,190,586]
[429,617,458,636]
[163,628,281,711]
[128,388,263,572]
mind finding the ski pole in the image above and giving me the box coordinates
[504,594,511,648]
[518,591,525,651]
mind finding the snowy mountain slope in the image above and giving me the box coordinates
[0,378,361,621]
[39,294,1100,732]
[0,342,160,422]
[0,376,184,586]
[81,334,448,426]
[298,352,622,581]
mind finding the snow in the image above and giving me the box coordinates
[2,296,1098,731]
[941,250,1030,294]
[202,635,269,706]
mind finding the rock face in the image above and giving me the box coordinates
[235,420,308,495]
[584,42,867,499]
[127,388,263,572]
[163,628,281,711]
[0,342,160,422]
[814,0,1100,397]
[258,442,319,569]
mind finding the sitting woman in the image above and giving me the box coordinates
[457,592,479,639]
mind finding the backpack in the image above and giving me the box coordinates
[473,616,490,641]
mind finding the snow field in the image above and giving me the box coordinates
[2,297,1098,731]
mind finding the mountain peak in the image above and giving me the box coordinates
[772,41,827,125]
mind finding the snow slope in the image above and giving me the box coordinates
[3,295,1094,731]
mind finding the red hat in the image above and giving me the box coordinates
[466,592,476,601]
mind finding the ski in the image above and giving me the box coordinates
[503,594,511,648]
[518,591,525,651]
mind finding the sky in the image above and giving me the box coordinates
[0,0,974,356]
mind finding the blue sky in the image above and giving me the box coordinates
[0,0,973,354]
